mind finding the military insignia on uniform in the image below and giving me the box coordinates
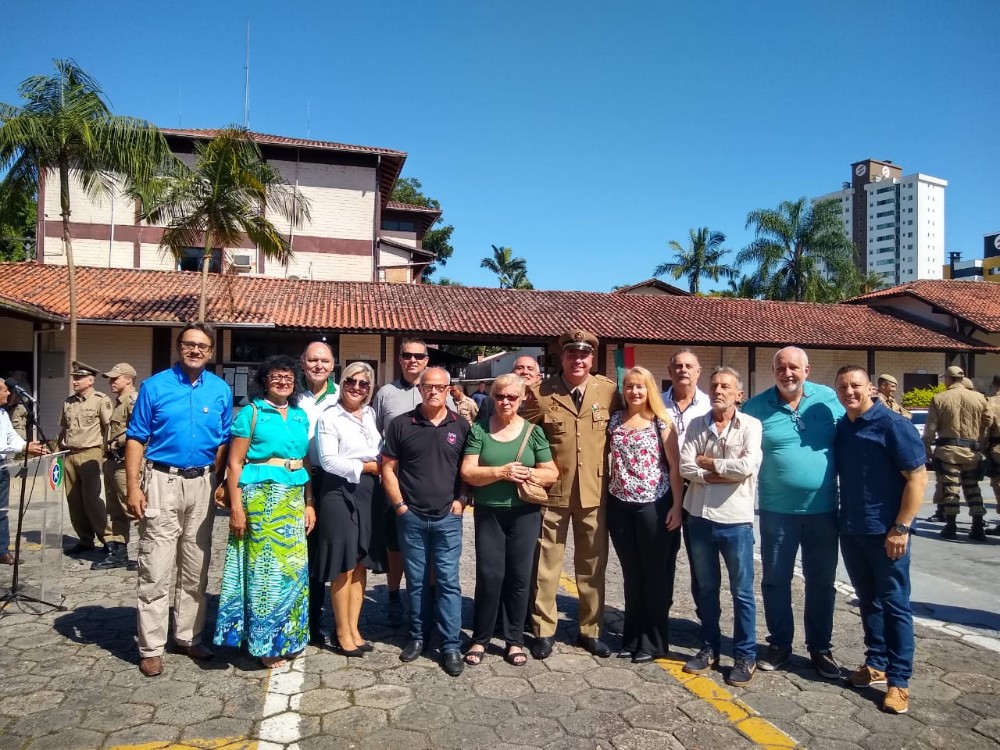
[447,432,457,445]
[592,403,599,411]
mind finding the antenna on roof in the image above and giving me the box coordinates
[306,100,311,138]
[178,87,183,127]
[242,20,250,128]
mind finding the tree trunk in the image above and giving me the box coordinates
[60,160,77,394]
[198,229,214,322]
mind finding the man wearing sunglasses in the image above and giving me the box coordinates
[741,346,845,680]
[373,338,456,627]
[126,322,232,678]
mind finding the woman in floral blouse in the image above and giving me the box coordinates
[607,366,684,663]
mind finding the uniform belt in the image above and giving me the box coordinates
[68,446,102,454]
[246,457,305,471]
[149,462,213,479]
[936,437,980,450]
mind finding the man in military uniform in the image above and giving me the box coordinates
[925,365,991,541]
[523,329,623,659]
[876,374,911,420]
[59,361,113,554]
[93,363,139,570]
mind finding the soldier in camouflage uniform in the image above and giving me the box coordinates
[93,363,139,570]
[925,366,992,541]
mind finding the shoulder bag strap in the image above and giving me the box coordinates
[243,403,258,465]
[514,422,534,463]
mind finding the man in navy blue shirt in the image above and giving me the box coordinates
[834,366,927,716]
[126,323,232,678]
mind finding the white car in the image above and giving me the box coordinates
[909,407,927,438]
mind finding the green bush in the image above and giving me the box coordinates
[901,384,945,408]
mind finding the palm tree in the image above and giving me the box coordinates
[510,269,534,290]
[140,127,310,321]
[480,244,527,288]
[0,59,172,383]
[653,227,737,295]
[737,197,857,303]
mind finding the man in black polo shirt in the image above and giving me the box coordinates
[381,366,471,676]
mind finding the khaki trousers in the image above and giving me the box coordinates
[136,466,215,657]
[532,502,608,639]
[63,447,107,546]
[103,459,131,545]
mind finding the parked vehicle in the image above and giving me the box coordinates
[910,407,927,438]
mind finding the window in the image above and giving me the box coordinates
[381,220,417,232]
[177,248,222,273]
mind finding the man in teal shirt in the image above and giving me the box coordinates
[741,347,844,679]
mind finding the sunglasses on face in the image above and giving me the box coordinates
[495,394,520,402]
[400,352,428,361]
[344,377,371,390]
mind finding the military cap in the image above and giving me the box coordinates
[877,373,897,386]
[945,365,965,378]
[70,361,100,377]
[559,329,598,352]
[103,362,137,378]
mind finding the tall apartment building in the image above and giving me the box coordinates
[814,159,946,285]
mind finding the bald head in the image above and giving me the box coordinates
[773,346,810,401]
[301,341,335,390]
[513,356,541,386]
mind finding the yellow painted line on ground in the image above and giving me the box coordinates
[556,572,798,748]
[104,741,256,750]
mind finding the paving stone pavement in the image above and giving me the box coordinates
[1,480,999,749]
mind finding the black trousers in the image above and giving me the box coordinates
[471,503,542,647]
[607,494,681,656]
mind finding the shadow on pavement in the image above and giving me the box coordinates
[912,600,1000,633]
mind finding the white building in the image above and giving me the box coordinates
[814,159,946,285]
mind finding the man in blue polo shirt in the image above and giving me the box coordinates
[126,323,232,678]
[381,366,470,676]
[741,346,845,678]
[834,365,926,716]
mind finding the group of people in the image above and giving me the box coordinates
[10,323,956,719]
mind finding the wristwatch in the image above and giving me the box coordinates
[893,523,911,534]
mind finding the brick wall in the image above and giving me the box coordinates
[269,161,376,240]
[339,334,381,366]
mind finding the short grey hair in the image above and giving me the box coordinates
[773,346,809,369]
[418,367,451,387]
[711,366,743,391]
[492,373,526,398]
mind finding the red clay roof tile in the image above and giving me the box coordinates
[846,279,1000,333]
[0,264,991,352]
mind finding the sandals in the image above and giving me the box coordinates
[463,647,486,666]
[504,646,528,666]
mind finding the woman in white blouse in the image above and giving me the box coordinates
[313,362,385,657]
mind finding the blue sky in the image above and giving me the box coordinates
[3,1,998,292]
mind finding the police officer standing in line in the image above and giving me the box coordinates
[59,361,113,555]
[93,363,139,571]
[523,329,622,659]
[984,375,1000,536]
[925,365,992,541]
[876,374,911,420]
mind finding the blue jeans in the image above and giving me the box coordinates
[840,533,914,688]
[0,466,9,556]
[685,515,756,659]
[759,510,838,652]
[397,508,464,653]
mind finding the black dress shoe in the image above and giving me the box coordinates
[531,636,554,660]
[577,636,612,658]
[616,649,633,659]
[442,650,464,676]
[399,639,424,662]
[632,651,654,664]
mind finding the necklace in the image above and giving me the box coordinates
[264,398,288,410]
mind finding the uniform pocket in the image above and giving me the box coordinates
[543,415,566,434]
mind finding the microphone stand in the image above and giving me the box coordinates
[0,395,66,613]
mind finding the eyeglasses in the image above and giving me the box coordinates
[400,352,428,361]
[790,410,805,432]
[495,394,520,402]
[344,377,371,391]
[179,341,212,352]
[421,384,448,393]
[267,374,295,384]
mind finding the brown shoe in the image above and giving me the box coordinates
[883,686,909,714]
[848,663,887,687]
[0,553,16,565]
[139,656,163,677]
[177,643,214,661]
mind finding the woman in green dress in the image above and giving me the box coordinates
[215,355,316,668]
[460,373,559,666]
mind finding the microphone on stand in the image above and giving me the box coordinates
[4,379,34,405]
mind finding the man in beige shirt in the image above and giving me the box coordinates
[59,361,113,555]
[876,374,911,420]
[925,365,991,540]
[93,363,139,570]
